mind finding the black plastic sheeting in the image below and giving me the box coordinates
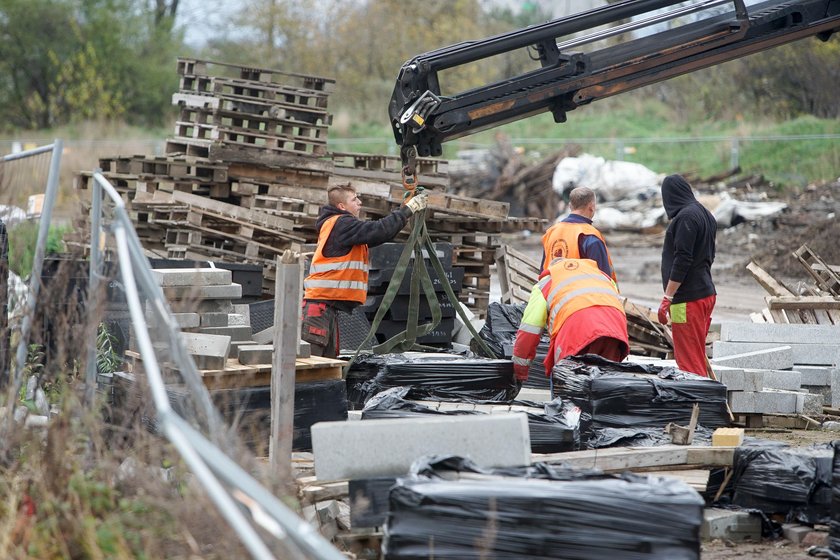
[828,440,840,558]
[361,386,580,453]
[587,425,713,449]
[474,302,550,389]
[383,456,704,560]
[552,355,730,439]
[475,302,525,359]
[729,443,833,524]
[353,353,519,403]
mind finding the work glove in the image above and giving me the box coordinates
[657,296,672,325]
[514,363,529,382]
[405,191,428,214]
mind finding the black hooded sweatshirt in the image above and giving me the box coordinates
[660,174,717,304]
[308,204,412,311]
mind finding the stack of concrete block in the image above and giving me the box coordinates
[710,323,840,414]
[150,268,252,366]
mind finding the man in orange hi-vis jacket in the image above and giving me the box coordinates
[540,186,617,284]
[512,257,629,383]
[302,183,428,358]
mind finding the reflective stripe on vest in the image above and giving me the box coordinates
[541,221,617,282]
[304,215,369,304]
[546,259,624,343]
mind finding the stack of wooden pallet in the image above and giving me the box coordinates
[70,58,543,318]
[747,245,840,324]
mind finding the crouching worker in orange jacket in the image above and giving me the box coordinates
[512,258,630,384]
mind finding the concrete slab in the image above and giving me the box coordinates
[163,283,243,301]
[803,385,832,406]
[311,414,531,481]
[152,268,232,287]
[253,326,274,344]
[712,341,839,366]
[701,508,761,542]
[200,312,229,327]
[227,313,249,326]
[797,366,836,386]
[199,325,253,342]
[710,346,794,371]
[180,332,231,370]
[745,369,801,391]
[798,392,824,416]
[239,345,274,365]
[729,390,799,414]
[721,322,840,344]
[714,368,758,392]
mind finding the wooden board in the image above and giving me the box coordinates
[532,445,735,471]
[746,260,794,296]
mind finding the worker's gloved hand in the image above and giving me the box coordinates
[513,363,529,382]
[657,296,672,325]
[405,192,428,214]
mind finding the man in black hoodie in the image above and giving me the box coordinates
[657,174,717,377]
[301,184,428,358]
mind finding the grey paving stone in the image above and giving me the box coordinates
[200,312,229,327]
[721,322,840,344]
[152,268,232,287]
[163,283,242,300]
[181,332,230,370]
[710,346,794,370]
[311,414,531,481]
[702,508,761,542]
[200,325,253,342]
[238,345,274,365]
[713,340,840,366]
[746,369,801,391]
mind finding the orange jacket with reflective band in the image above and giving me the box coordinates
[546,258,623,340]
[304,215,369,304]
[541,222,617,282]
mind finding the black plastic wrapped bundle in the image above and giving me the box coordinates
[383,456,704,560]
[475,302,524,359]
[731,443,833,524]
[361,387,580,453]
[552,355,729,438]
[357,352,518,403]
[829,441,840,557]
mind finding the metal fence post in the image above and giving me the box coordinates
[730,137,740,170]
[85,169,104,406]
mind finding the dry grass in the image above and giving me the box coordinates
[0,249,298,559]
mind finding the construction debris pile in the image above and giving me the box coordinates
[71,58,548,319]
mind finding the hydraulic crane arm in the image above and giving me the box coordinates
[389,0,840,159]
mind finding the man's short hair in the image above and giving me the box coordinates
[569,187,595,210]
[328,184,356,207]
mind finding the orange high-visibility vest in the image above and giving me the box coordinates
[304,215,369,304]
[542,221,617,282]
[546,258,623,341]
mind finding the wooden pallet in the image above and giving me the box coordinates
[100,154,229,183]
[495,244,541,305]
[794,244,840,295]
[172,92,332,126]
[176,58,336,93]
[125,351,344,390]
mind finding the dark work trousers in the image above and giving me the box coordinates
[301,300,339,359]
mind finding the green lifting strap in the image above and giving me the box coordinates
[343,203,499,375]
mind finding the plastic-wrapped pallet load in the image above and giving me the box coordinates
[361,386,580,453]
[552,355,730,442]
[476,302,550,390]
[354,352,519,403]
[730,443,833,524]
[383,456,704,560]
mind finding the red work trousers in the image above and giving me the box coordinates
[670,294,716,377]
